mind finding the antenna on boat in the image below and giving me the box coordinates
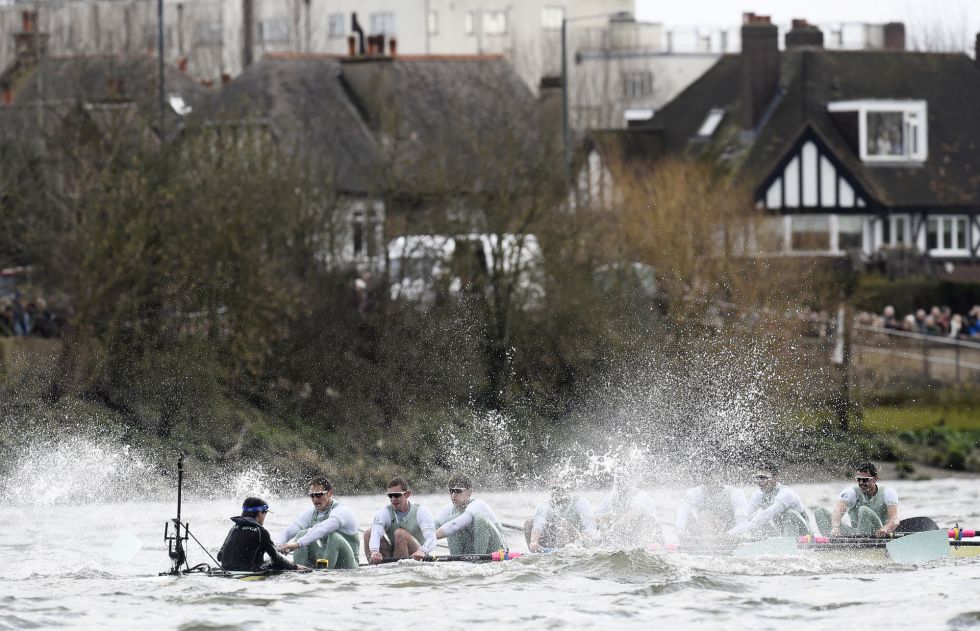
[163,454,189,575]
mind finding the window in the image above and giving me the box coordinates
[622,71,653,99]
[258,17,290,44]
[328,13,345,38]
[790,215,830,251]
[428,10,438,35]
[542,6,564,30]
[837,216,863,250]
[926,216,968,253]
[881,215,909,246]
[352,211,364,256]
[827,100,928,162]
[370,12,395,35]
[465,12,475,36]
[483,11,507,35]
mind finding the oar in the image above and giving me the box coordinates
[896,516,939,533]
[500,523,525,532]
[106,530,144,564]
[886,529,950,564]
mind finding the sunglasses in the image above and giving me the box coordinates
[856,476,874,483]
[449,487,469,494]
[387,492,406,499]
[308,492,328,498]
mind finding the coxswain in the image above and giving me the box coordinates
[434,473,507,555]
[524,480,597,552]
[217,497,308,572]
[814,462,899,537]
[275,476,360,569]
[727,462,811,538]
[364,476,437,564]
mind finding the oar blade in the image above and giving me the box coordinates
[733,537,799,558]
[106,531,144,564]
[897,516,939,533]
[886,529,950,564]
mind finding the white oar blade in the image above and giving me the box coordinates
[886,529,950,564]
[733,537,799,558]
[106,531,144,564]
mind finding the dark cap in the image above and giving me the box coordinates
[242,496,271,514]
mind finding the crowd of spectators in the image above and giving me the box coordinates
[0,293,60,338]
[856,304,980,340]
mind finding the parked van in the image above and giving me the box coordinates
[387,234,544,308]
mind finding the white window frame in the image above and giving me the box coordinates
[370,12,395,35]
[923,215,970,256]
[541,7,564,31]
[827,100,928,163]
[428,10,438,35]
[483,10,507,35]
[876,214,911,249]
[622,71,653,99]
[328,13,345,39]
[258,17,291,44]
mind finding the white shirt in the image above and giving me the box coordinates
[838,486,899,508]
[729,484,806,535]
[532,497,597,536]
[594,490,657,520]
[275,501,358,547]
[674,486,749,531]
[368,503,437,554]
[435,498,500,536]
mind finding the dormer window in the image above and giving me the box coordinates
[827,100,927,163]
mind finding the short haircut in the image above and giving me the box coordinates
[387,476,410,492]
[307,476,333,491]
[855,462,878,477]
[756,461,778,476]
[448,473,472,489]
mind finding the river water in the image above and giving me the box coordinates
[2,477,978,630]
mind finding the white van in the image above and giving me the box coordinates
[387,234,544,308]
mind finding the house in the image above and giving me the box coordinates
[593,14,980,278]
[200,43,547,275]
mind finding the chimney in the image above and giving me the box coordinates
[883,22,905,51]
[21,10,33,32]
[785,19,823,49]
[178,57,189,73]
[389,37,397,57]
[351,12,365,55]
[347,35,356,56]
[740,13,779,130]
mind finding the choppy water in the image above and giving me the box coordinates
[3,479,979,630]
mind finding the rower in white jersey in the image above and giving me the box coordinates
[364,476,437,564]
[434,473,507,555]
[525,479,598,552]
[593,476,661,546]
[727,462,812,538]
[674,464,750,538]
[813,462,899,537]
[275,476,360,569]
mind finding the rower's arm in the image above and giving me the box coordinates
[296,515,341,547]
[368,510,389,553]
[674,500,693,531]
[882,504,899,533]
[416,507,438,554]
[830,500,848,531]
[436,512,474,539]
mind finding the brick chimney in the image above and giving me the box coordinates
[785,19,823,49]
[883,22,905,51]
[741,13,779,130]
[13,10,49,67]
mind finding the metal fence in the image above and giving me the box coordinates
[851,324,980,386]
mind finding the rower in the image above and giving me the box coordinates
[434,473,507,555]
[218,497,308,572]
[814,462,899,537]
[594,476,661,545]
[727,462,811,538]
[275,476,360,569]
[674,466,750,537]
[364,476,437,564]
[524,480,597,552]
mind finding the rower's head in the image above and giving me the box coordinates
[548,478,572,507]
[448,473,473,508]
[855,462,878,492]
[386,476,412,511]
[242,497,271,526]
[307,476,334,511]
[753,462,779,491]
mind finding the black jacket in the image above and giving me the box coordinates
[217,516,298,571]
